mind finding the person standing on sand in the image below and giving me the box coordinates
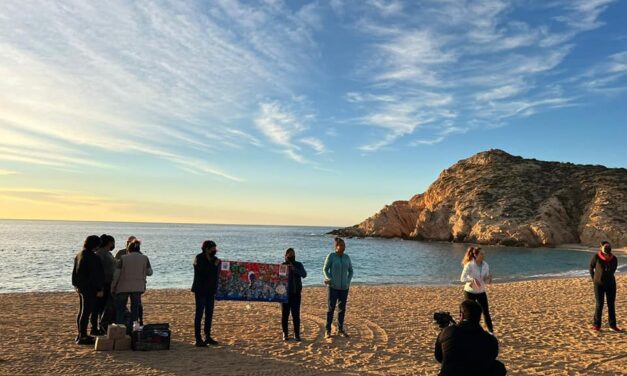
[93,234,116,334]
[112,239,152,331]
[323,237,353,338]
[191,240,221,347]
[281,248,307,342]
[590,241,621,332]
[115,235,150,324]
[460,247,494,334]
[72,235,105,345]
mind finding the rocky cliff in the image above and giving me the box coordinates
[331,150,627,247]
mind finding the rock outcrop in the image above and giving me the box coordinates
[331,150,627,247]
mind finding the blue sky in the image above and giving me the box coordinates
[0,0,626,226]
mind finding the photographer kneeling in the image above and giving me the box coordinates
[435,300,506,376]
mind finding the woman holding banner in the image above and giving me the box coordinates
[281,248,307,341]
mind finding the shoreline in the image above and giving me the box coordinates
[3,267,626,295]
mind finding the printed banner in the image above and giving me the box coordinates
[216,261,289,303]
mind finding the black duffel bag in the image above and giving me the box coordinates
[131,323,171,351]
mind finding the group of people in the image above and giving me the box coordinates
[433,241,621,376]
[72,233,620,375]
[191,237,353,347]
[72,234,152,345]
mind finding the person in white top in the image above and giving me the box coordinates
[460,247,494,334]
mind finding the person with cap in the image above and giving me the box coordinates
[191,240,221,347]
[281,247,307,341]
[323,237,353,338]
[590,241,621,332]
[434,300,506,376]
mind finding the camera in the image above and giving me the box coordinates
[433,311,456,329]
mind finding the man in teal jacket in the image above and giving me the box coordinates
[323,237,353,338]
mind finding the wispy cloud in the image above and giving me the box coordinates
[300,137,327,154]
[0,169,19,176]
[254,101,327,163]
[0,188,129,210]
[0,0,322,179]
[346,0,619,150]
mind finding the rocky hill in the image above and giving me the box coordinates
[331,150,627,247]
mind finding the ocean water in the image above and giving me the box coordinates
[0,220,624,293]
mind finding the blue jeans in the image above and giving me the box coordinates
[326,288,349,331]
[116,292,142,328]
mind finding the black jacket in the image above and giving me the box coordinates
[191,253,221,296]
[282,260,307,295]
[589,253,618,286]
[72,249,105,294]
[435,321,502,376]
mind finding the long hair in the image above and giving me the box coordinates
[83,235,101,251]
[285,247,295,257]
[462,246,480,266]
[127,240,141,253]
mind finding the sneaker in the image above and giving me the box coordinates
[338,329,350,338]
[609,326,622,332]
[283,333,289,341]
[294,334,301,342]
[76,336,96,345]
[205,337,219,345]
[325,330,332,339]
[592,326,601,332]
[195,340,207,347]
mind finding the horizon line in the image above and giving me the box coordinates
[0,217,347,229]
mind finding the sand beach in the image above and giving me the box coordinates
[0,276,625,376]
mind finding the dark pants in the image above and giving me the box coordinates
[326,288,349,332]
[282,293,302,336]
[594,283,617,327]
[116,292,142,328]
[194,293,215,342]
[76,291,97,337]
[464,291,494,333]
[439,360,507,376]
[92,283,113,331]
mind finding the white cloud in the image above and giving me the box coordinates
[368,0,404,17]
[0,0,321,179]
[254,101,326,163]
[300,137,326,154]
[349,0,617,150]
[255,102,305,147]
